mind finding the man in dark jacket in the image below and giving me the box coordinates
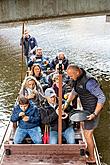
[50,52,69,70]
[39,88,75,144]
[20,30,38,64]
[11,96,42,144]
[63,64,106,163]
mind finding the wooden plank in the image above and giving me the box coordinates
[2,155,86,165]
[4,144,86,155]
[3,144,86,164]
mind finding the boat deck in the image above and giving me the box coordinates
[2,143,86,165]
[0,121,88,165]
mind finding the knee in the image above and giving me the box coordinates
[84,130,93,138]
[14,138,22,144]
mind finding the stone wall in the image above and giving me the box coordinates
[0,0,110,23]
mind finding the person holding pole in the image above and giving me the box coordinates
[20,29,38,65]
[63,64,106,163]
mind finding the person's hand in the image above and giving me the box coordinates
[28,93,35,99]
[22,116,29,122]
[32,57,36,62]
[56,107,68,119]
[19,112,25,117]
[32,90,38,95]
[23,34,25,38]
[56,107,59,115]
[87,114,95,120]
[62,103,68,111]
[30,50,33,54]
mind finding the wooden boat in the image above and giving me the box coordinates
[0,64,101,165]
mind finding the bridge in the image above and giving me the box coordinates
[0,0,110,23]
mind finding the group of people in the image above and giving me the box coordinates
[11,30,106,164]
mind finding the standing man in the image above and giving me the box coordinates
[63,64,106,163]
[20,29,38,64]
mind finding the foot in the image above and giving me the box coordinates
[86,157,96,164]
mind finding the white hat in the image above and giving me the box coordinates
[45,88,56,98]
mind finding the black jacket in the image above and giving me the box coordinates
[39,99,70,131]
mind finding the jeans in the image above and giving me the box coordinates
[14,126,42,144]
[49,126,75,144]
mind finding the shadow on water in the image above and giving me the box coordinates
[0,15,110,164]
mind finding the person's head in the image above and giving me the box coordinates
[67,65,81,80]
[45,88,56,104]
[55,63,64,72]
[24,29,29,38]
[36,47,43,57]
[25,76,36,90]
[58,52,65,60]
[18,96,29,111]
[31,64,42,76]
[53,74,59,84]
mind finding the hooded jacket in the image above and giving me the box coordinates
[11,101,40,129]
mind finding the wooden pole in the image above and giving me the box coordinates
[58,60,62,144]
[21,22,24,84]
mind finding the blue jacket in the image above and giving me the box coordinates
[11,102,41,129]
[28,55,50,72]
[20,35,38,56]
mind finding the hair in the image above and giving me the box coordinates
[24,29,29,34]
[52,73,59,82]
[36,47,42,51]
[18,96,29,105]
[67,64,80,71]
[31,64,42,77]
[58,52,65,58]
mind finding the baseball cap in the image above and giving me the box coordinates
[45,88,56,98]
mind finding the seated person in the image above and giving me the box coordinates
[47,63,70,87]
[19,76,44,107]
[52,73,72,99]
[30,64,48,91]
[11,96,42,144]
[39,88,75,144]
[28,47,50,72]
[50,52,69,70]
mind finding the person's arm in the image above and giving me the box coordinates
[28,56,35,67]
[20,37,23,46]
[28,107,40,123]
[50,59,55,70]
[30,46,37,54]
[86,79,106,120]
[49,110,58,123]
[11,106,21,122]
[34,37,38,47]
[63,88,77,110]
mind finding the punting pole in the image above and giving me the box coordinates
[21,22,24,84]
[58,60,63,144]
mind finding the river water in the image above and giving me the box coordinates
[0,15,110,164]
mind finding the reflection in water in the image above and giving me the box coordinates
[0,16,110,164]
